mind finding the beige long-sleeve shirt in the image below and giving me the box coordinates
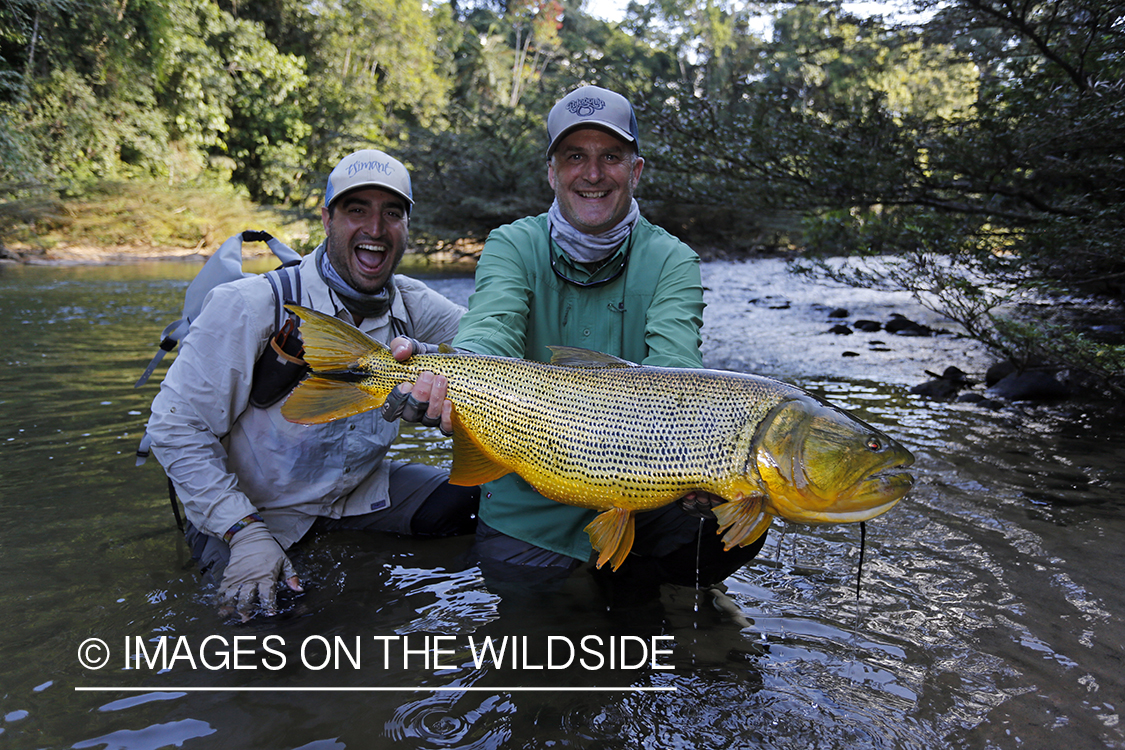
[147,250,463,548]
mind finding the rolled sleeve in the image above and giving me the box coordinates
[452,231,534,358]
[642,251,705,369]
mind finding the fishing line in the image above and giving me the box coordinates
[855,521,867,600]
[848,521,869,661]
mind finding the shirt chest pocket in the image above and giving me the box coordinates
[560,296,625,352]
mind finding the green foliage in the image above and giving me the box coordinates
[298,0,451,171]
[634,0,1124,389]
[2,0,1122,390]
[403,105,552,237]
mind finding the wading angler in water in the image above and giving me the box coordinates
[145,149,479,621]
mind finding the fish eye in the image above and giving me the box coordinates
[866,437,882,451]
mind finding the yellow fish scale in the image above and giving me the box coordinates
[355,349,804,513]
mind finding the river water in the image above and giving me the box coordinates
[0,257,1122,749]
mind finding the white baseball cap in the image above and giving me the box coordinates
[546,86,641,158]
[324,149,414,213]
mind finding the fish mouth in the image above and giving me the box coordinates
[822,461,915,522]
[755,397,916,525]
[768,463,914,524]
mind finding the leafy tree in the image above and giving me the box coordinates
[633,0,1123,389]
[799,0,1125,389]
[153,0,310,199]
[506,0,563,107]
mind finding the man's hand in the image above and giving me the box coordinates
[389,336,427,361]
[218,522,302,622]
[384,338,454,436]
[680,491,726,520]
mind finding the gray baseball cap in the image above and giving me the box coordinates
[324,149,414,213]
[546,86,641,158]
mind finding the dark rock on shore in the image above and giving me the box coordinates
[910,366,975,400]
[987,370,1070,401]
[886,314,933,337]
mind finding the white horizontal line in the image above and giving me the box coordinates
[75,686,676,693]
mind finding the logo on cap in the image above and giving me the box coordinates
[324,149,413,211]
[567,97,606,118]
[348,158,396,179]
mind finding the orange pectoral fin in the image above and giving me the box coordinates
[447,410,512,486]
[712,495,773,551]
[584,507,636,571]
[281,377,384,424]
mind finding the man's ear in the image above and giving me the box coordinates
[320,205,331,235]
[630,156,645,190]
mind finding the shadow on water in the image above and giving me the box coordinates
[1,259,1124,748]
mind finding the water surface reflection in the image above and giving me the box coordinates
[0,259,1122,749]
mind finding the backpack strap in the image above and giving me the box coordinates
[249,263,309,409]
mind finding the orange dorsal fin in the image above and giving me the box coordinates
[547,346,638,368]
[584,507,636,571]
[713,495,773,551]
[280,376,384,424]
[447,409,512,486]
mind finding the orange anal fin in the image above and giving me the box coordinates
[448,409,512,486]
[713,495,773,551]
[281,377,384,424]
[584,507,636,571]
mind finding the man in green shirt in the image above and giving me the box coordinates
[392,86,767,602]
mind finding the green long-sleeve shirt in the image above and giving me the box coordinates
[452,213,705,560]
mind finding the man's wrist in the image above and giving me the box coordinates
[223,513,264,543]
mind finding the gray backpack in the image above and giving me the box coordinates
[135,230,308,528]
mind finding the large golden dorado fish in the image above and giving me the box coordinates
[281,305,914,571]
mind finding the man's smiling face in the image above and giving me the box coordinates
[548,128,644,235]
[321,187,409,294]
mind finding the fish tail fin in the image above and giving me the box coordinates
[279,305,396,424]
[286,304,391,371]
[585,507,636,571]
[280,376,384,424]
[713,495,773,551]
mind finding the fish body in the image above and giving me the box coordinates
[281,305,914,570]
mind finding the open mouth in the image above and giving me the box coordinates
[354,243,387,273]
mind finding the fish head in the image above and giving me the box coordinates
[753,396,914,524]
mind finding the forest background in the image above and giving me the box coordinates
[1,0,1123,390]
